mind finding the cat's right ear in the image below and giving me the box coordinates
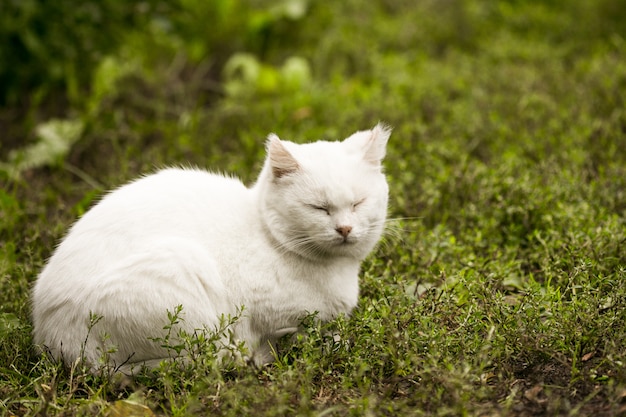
[363,123,392,167]
[267,134,300,179]
[344,122,392,168]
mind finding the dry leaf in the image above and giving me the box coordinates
[105,400,155,417]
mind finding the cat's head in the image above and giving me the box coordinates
[256,123,391,261]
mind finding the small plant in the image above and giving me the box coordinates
[150,305,247,374]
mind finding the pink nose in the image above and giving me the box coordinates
[336,225,352,237]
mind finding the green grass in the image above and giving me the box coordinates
[1,0,626,415]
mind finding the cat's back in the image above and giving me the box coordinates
[79,167,247,230]
[39,168,252,280]
[98,167,246,212]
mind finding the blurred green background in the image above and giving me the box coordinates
[1,1,626,415]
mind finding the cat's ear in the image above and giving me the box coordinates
[364,123,392,166]
[267,134,300,179]
[344,122,392,167]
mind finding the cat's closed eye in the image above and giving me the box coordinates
[352,198,366,211]
[308,203,330,215]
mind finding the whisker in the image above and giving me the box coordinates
[272,234,323,259]
[269,216,416,259]
[386,216,423,221]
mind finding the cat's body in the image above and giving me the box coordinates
[32,124,391,373]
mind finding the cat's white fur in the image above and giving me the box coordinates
[32,123,391,373]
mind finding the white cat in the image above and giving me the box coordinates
[32,123,391,373]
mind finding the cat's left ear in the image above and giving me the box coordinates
[267,134,300,179]
[345,122,392,167]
